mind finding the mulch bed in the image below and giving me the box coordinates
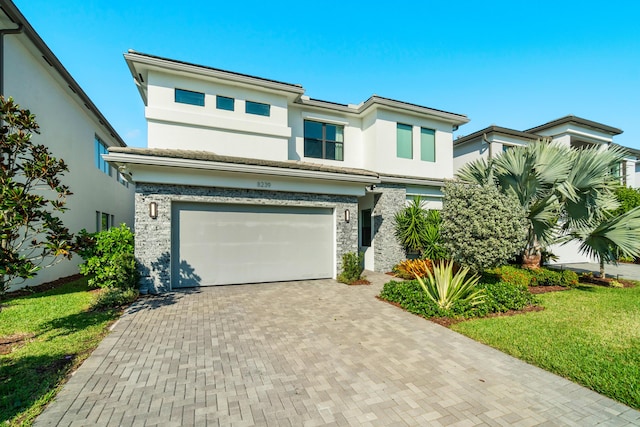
[1,274,84,300]
[349,279,372,286]
[579,276,636,288]
[528,285,569,294]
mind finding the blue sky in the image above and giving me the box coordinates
[13,0,640,149]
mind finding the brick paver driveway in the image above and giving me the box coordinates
[36,272,640,426]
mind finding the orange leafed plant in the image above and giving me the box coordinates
[392,259,433,280]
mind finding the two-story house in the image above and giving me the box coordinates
[106,51,469,293]
[1,0,135,289]
[453,116,638,264]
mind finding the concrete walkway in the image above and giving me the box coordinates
[36,272,639,426]
[554,262,640,281]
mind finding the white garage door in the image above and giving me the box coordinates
[171,203,334,287]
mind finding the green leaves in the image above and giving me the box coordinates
[414,260,484,310]
[393,197,448,260]
[1,96,73,294]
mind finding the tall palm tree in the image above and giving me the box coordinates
[457,141,629,269]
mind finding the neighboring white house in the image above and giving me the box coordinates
[106,51,469,293]
[453,116,637,264]
[0,0,135,289]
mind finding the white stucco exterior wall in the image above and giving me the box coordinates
[4,35,135,288]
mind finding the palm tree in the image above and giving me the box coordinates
[457,141,630,269]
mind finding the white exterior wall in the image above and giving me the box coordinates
[146,71,291,161]
[453,138,489,172]
[4,35,135,288]
[364,109,454,179]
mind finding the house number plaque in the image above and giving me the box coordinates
[257,181,272,188]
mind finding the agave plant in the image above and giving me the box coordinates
[414,260,484,310]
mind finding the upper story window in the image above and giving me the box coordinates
[396,123,413,159]
[304,120,344,161]
[420,128,435,162]
[175,88,205,106]
[245,100,270,116]
[117,171,129,188]
[94,136,111,176]
[216,95,234,111]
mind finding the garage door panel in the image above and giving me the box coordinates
[172,203,334,287]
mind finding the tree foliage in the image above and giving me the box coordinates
[0,96,73,294]
[393,196,448,260]
[614,186,640,217]
[440,181,528,271]
[456,142,629,270]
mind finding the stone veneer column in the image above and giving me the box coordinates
[372,184,406,273]
[134,183,358,293]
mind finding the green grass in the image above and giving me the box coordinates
[451,284,640,409]
[0,277,121,425]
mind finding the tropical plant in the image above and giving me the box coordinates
[614,186,640,217]
[78,224,138,289]
[394,197,429,255]
[413,260,484,310]
[456,141,629,269]
[338,251,364,284]
[440,181,528,271]
[421,209,448,260]
[0,96,74,296]
[392,258,433,280]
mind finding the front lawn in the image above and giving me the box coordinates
[451,284,640,410]
[0,277,122,425]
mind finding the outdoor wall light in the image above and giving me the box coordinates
[149,202,158,219]
[344,209,350,223]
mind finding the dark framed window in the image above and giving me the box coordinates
[245,100,270,116]
[175,88,205,106]
[304,120,344,161]
[96,211,114,232]
[397,123,413,159]
[94,136,111,176]
[216,95,234,111]
[361,209,372,247]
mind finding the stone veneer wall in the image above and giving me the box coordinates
[135,183,358,293]
[372,184,406,273]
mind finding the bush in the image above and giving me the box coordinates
[78,224,138,289]
[91,288,138,310]
[338,251,364,284]
[379,277,537,319]
[394,197,448,260]
[392,259,434,280]
[530,268,579,287]
[415,260,484,310]
[486,265,532,287]
[441,181,528,272]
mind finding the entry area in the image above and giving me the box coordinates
[171,203,334,287]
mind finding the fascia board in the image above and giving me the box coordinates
[104,153,380,184]
[124,53,305,97]
[380,175,446,186]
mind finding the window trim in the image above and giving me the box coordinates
[245,100,270,116]
[303,119,344,161]
[175,88,205,106]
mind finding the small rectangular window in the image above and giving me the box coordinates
[216,95,234,111]
[175,88,205,106]
[361,209,372,247]
[245,100,270,116]
[94,136,111,176]
[420,128,435,162]
[96,211,113,231]
[397,124,413,159]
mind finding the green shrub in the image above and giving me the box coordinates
[441,181,528,272]
[487,265,532,287]
[91,288,138,310]
[394,197,448,260]
[78,224,138,289]
[338,251,364,284]
[530,268,578,287]
[415,260,484,310]
[475,281,538,316]
[379,280,468,318]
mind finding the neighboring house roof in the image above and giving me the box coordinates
[454,125,541,146]
[0,0,126,146]
[526,115,623,136]
[612,143,640,159]
[108,147,379,178]
[125,50,469,126]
